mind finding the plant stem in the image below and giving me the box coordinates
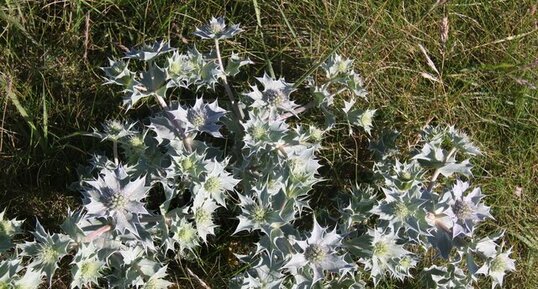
[214,39,244,120]
[83,224,112,243]
[113,140,119,165]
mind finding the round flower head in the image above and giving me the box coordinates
[193,158,239,207]
[171,98,227,138]
[19,220,71,285]
[242,111,289,153]
[234,188,284,235]
[92,119,136,142]
[321,54,354,78]
[363,227,412,286]
[82,166,150,236]
[171,217,200,254]
[193,16,243,40]
[284,217,352,285]
[246,73,298,116]
[70,243,104,289]
[485,248,516,288]
[192,198,219,242]
[442,180,492,238]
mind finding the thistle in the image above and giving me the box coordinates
[70,243,104,288]
[441,180,492,238]
[171,98,227,138]
[246,73,298,116]
[19,220,71,285]
[193,17,243,40]
[284,217,352,286]
[82,165,150,236]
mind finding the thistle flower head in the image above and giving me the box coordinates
[488,252,515,287]
[194,158,239,207]
[92,119,136,142]
[193,17,243,40]
[192,198,219,242]
[82,166,150,236]
[234,188,284,235]
[284,217,352,285]
[321,54,354,78]
[442,180,492,238]
[19,220,70,285]
[246,73,298,115]
[71,243,103,289]
[0,210,23,252]
[242,112,288,152]
[363,228,411,285]
[171,98,227,137]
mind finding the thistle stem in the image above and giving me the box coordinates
[214,39,244,121]
[112,140,119,165]
[84,224,112,243]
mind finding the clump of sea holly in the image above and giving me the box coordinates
[0,15,515,289]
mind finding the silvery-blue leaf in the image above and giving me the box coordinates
[61,209,86,243]
[143,266,174,289]
[447,126,481,156]
[0,258,20,284]
[437,159,473,177]
[12,268,42,289]
[427,229,453,259]
[138,64,168,95]
[148,115,185,144]
[226,53,253,77]
[102,58,133,86]
[124,40,175,61]
[368,129,399,160]
[347,72,368,98]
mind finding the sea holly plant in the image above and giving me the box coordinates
[0,16,515,289]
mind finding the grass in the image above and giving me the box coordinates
[0,0,536,288]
